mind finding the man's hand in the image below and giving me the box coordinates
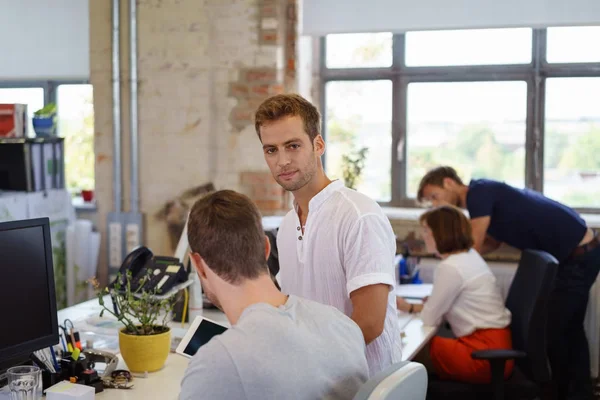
[470,216,502,255]
[481,235,502,254]
[350,284,389,344]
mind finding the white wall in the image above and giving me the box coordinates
[0,0,89,80]
[302,0,600,35]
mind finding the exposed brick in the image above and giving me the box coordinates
[253,184,284,199]
[260,29,279,45]
[254,199,283,211]
[244,68,278,83]
[231,107,252,121]
[240,171,275,185]
[247,97,269,110]
[92,0,298,286]
[250,84,270,96]
[249,83,285,97]
[229,82,249,97]
[261,4,278,18]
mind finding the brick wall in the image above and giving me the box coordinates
[90,0,296,283]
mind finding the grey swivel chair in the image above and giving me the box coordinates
[354,361,428,400]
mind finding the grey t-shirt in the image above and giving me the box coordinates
[179,295,369,400]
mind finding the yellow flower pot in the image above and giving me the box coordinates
[118,327,171,372]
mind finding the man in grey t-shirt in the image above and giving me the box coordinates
[180,190,369,400]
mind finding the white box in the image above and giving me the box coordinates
[45,381,95,400]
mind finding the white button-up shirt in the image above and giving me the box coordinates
[277,180,402,376]
[421,249,511,338]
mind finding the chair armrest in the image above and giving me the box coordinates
[471,349,526,360]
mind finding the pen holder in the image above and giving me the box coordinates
[42,369,62,391]
[60,353,88,379]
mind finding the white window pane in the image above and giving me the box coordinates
[544,78,600,208]
[407,81,527,197]
[57,84,95,192]
[406,28,532,66]
[547,26,600,63]
[0,88,44,137]
[326,33,393,69]
[325,80,392,202]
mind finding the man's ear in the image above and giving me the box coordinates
[264,234,272,261]
[190,252,208,280]
[442,177,456,189]
[313,134,325,156]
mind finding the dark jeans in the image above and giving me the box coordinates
[547,245,600,400]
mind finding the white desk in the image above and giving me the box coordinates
[56,297,228,399]
[55,297,436,398]
[399,315,437,361]
[395,284,433,300]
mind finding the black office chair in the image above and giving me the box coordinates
[265,228,280,290]
[427,249,558,400]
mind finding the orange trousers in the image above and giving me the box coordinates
[429,327,514,384]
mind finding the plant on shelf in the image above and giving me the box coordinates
[32,103,58,137]
[342,146,369,190]
[90,272,176,372]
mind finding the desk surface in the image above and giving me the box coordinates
[56,297,436,399]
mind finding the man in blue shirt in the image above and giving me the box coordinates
[418,166,600,400]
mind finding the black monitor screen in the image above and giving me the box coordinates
[0,218,58,365]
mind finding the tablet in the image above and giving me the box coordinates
[175,315,228,358]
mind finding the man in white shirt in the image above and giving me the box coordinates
[180,190,369,400]
[254,94,402,376]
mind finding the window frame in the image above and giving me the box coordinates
[320,28,600,213]
[0,79,90,107]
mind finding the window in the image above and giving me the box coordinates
[325,80,392,201]
[326,33,393,68]
[0,87,44,136]
[57,84,95,194]
[405,28,532,66]
[322,27,600,210]
[0,80,94,197]
[406,81,527,197]
[547,26,600,64]
[544,78,600,208]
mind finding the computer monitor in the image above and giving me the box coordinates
[0,217,59,375]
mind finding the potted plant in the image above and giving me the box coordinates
[32,103,57,137]
[342,146,369,190]
[90,272,175,372]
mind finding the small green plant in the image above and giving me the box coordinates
[90,271,175,336]
[33,103,57,117]
[342,147,369,190]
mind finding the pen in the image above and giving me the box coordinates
[49,347,60,371]
[60,334,68,352]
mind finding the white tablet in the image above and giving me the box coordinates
[175,315,228,358]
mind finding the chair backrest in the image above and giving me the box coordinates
[265,229,279,276]
[353,361,428,400]
[506,249,558,384]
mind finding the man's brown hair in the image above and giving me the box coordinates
[187,190,267,284]
[254,93,321,142]
[417,166,464,202]
[419,205,474,254]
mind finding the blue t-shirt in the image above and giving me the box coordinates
[466,179,587,262]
